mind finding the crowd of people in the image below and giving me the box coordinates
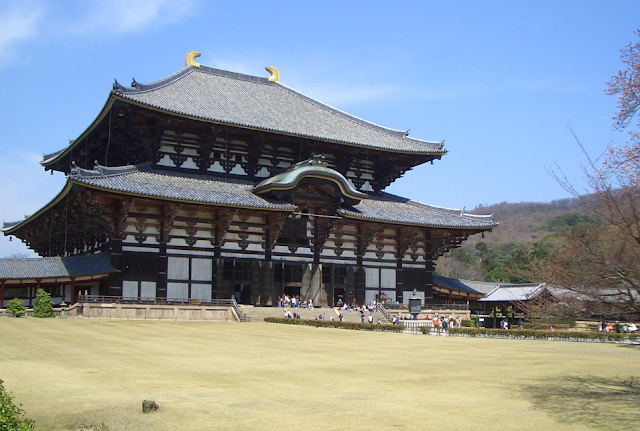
[277,295,314,310]
[599,321,638,333]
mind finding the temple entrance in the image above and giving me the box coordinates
[284,286,301,298]
[234,284,251,304]
[334,288,345,307]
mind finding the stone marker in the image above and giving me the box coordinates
[142,400,159,413]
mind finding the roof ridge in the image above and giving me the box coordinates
[70,162,151,179]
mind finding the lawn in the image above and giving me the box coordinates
[1,318,638,431]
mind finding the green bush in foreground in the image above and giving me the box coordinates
[0,379,35,431]
[420,327,640,343]
[32,289,54,318]
[6,299,26,318]
[264,317,404,332]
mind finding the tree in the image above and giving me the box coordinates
[6,298,27,318]
[541,28,640,318]
[32,289,54,318]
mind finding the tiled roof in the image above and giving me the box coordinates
[0,254,114,280]
[112,66,445,155]
[5,164,495,233]
[70,163,297,211]
[339,193,498,229]
[432,275,484,295]
[479,284,547,302]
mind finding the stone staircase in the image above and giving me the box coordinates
[239,305,388,323]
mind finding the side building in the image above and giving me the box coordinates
[2,53,496,308]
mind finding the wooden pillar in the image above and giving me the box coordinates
[424,231,434,301]
[109,239,123,296]
[251,261,261,305]
[262,261,274,306]
[70,278,76,304]
[0,280,4,309]
[396,233,404,304]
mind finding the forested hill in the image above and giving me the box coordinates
[467,197,587,246]
[436,197,591,281]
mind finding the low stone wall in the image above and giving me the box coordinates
[78,303,234,321]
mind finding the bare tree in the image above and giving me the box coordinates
[540,28,640,318]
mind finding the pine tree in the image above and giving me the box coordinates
[32,289,54,318]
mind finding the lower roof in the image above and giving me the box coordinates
[4,163,496,234]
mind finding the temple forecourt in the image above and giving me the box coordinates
[1,52,496,317]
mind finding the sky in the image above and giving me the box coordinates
[0,0,639,258]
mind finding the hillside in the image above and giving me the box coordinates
[467,197,588,246]
[435,197,590,281]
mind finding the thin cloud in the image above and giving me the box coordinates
[0,3,46,64]
[76,0,197,35]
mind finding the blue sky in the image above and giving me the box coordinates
[1,0,639,257]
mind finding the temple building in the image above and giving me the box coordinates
[2,52,496,309]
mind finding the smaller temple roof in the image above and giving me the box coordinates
[479,283,548,302]
[432,275,485,295]
[339,194,497,229]
[0,254,114,281]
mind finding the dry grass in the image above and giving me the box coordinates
[0,318,638,431]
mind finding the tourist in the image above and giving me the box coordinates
[549,325,555,332]
[615,321,622,333]
[318,313,323,321]
[368,314,374,324]
[629,322,638,332]
[308,298,314,310]
[339,312,343,322]
[361,313,365,323]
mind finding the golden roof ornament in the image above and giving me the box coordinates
[185,51,201,68]
[265,66,280,82]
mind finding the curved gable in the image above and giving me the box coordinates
[253,155,367,206]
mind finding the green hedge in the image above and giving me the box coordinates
[522,322,571,331]
[420,327,640,343]
[264,317,404,332]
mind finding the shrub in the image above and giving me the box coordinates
[0,378,35,430]
[32,289,54,318]
[264,317,404,332]
[461,319,476,327]
[6,298,27,318]
[445,327,640,343]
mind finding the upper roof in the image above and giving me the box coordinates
[43,63,446,166]
[0,254,114,281]
[116,65,445,154]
